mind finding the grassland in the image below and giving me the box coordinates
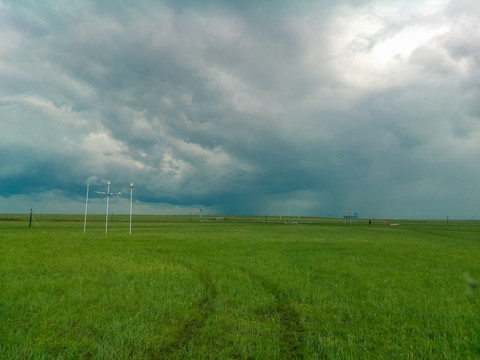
[1,215,479,359]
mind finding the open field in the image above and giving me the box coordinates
[1,216,480,359]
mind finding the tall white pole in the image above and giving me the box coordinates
[129,182,134,235]
[105,180,111,234]
[83,183,89,234]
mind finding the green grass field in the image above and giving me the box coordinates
[1,215,479,359]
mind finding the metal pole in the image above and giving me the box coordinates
[105,181,111,234]
[84,184,89,234]
[29,209,32,228]
[129,182,134,235]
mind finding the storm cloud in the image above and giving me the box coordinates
[1,0,479,218]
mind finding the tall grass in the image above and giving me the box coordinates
[1,219,479,359]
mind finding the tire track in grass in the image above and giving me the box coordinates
[212,259,305,359]
[153,263,217,359]
[244,268,305,359]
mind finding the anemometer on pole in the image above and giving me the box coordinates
[83,180,130,234]
[92,181,122,235]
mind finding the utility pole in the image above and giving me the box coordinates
[105,181,111,234]
[129,182,134,235]
[84,184,89,234]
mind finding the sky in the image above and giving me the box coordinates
[1,0,479,218]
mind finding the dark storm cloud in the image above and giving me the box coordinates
[1,0,480,217]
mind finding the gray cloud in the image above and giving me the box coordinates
[1,0,479,218]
